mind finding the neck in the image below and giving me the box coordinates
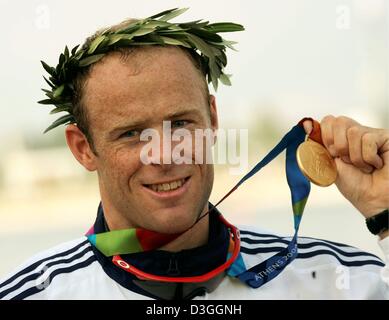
[102,202,210,253]
[160,211,209,252]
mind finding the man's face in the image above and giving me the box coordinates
[83,47,217,233]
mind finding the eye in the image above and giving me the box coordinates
[172,120,189,128]
[120,130,139,139]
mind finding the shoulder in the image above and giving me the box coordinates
[0,237,98,300]
[237,225,385,269]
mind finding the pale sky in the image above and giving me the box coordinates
[0,0,387,142]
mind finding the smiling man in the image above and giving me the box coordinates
[0,9,388,300]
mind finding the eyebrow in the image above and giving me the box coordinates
[108,107,203,138]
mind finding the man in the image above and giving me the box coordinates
[1,9,388,300]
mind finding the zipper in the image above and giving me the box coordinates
[167,253,180,276]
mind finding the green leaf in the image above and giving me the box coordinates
[159,8,189,21]
[147,8,178,20]
[49,106,70,114]
[179,20,206,29]
[131,26,156,37]
[43,76,55,88]
[107,34,134,45]
[44,92,54,99]
[186,33,214,58]
[71,44,80,55]
[189,28,222,42]
[144,20,172,29]
[59,53,65,65]
[75,50,85,60]
[159,36,190,47]
[142,34,165,45]
[49,76,59,86]
[88,35,106,54]
[219,73,232,86]
[209,59,221,78]
[41,61,56,76]
[79,54,105,67]
[107,34,123,46]
[210,71,218,92]
[158,29,187,35]
[209,46,223,57]
[44,114,75,133]
[209,40,238,51]
[205,22,245,33]
[64,46,69,59]
[178,19,201,27]
[38,98,54,105]
[53,84,65,98]
[116,22,140,35]
[223,41,238,51]
[54,102,73,109]
[218,50,227,66]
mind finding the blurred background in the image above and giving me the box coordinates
[0,0,388,278]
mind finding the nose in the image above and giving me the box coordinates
[140,122,193,167]
[139,125,174,168]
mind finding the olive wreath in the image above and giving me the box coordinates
[38,8,244,133]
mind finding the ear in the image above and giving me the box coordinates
[65,124,97,171]
[209,95,219,144]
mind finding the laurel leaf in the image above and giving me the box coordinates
[44,114,75,133]
[79,54,105,67]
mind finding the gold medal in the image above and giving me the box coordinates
[296,138,337,187]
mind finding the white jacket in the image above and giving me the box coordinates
[1,225,388,300]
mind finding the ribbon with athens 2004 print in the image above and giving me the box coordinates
[222,118,313,288]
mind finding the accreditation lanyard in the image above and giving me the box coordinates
[86,118,317,289]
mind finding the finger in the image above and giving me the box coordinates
[320,115,335,154]
[303,120,313,135]
[333,117,352,158]
[340,155,373,174]
[377,129,389,162]
[347,126,374,173]
[339,155,371,173]
[340,155,352,164]
[362,132,384,170]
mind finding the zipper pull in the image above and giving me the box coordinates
[167,254,180,276]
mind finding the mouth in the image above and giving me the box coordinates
[142,176,191,199]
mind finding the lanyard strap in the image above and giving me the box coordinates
[227,123,310,288]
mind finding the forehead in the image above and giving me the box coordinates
[83,47,207,131]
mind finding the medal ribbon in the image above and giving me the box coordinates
[228,120,310,287]
[86,118,322,288]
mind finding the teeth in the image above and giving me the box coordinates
[148,179,186,192]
